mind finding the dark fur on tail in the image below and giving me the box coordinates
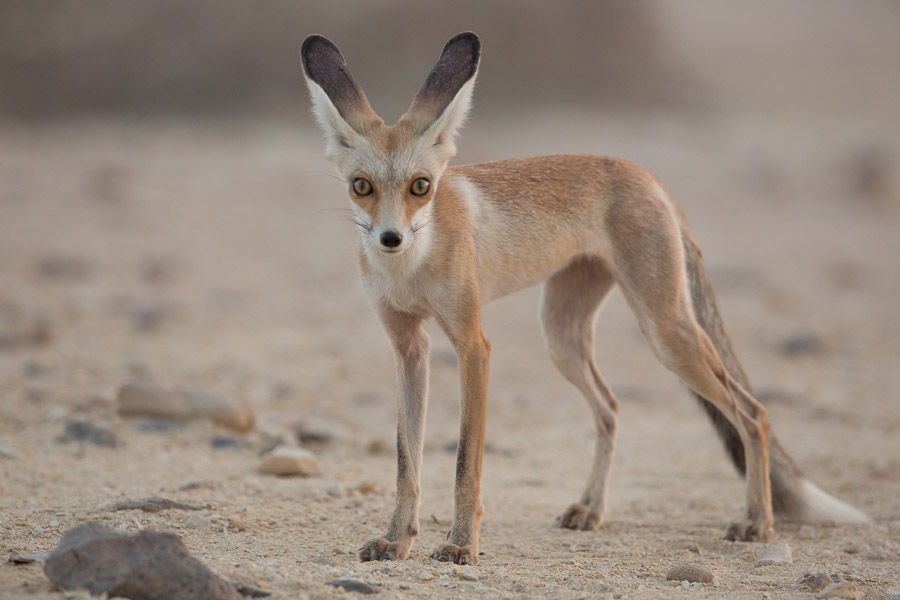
[681,232,806,518]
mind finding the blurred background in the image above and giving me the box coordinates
[1,3,899,593]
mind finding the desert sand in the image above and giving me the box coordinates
[1,102,898,600]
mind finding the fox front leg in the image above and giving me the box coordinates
[359,307,430,561]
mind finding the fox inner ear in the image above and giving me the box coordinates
[300,35,382,147]
[401,32,481,151]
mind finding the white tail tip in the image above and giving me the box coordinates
[801,479,871,524]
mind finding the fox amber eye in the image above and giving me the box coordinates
[352,178,373,196]
[410,178,430,196]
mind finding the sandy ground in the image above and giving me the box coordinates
[1,111,899,599]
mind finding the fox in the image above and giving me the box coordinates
[299,31,870,565]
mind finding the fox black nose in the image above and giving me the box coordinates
[380,230,402,248]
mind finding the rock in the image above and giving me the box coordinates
[797,573,842,593]
[185,514,213,531]
[44,522,242,600]
[665,564,714,583]
[181,390,255,433]
[211,436,243,449]
[9,552,48,564]
[885,586,900,597]
[259,447,320,477]
[779,332,824,357]
[0,446,16,459]
[110,497,202,513]
[366,439,391,455]
[355,481,378,495]
[117,383,255,433]
[453,565,479,581]
[178,480,218,491]
[226,518,248,532]
[57,420,118,447]
[816,581,860,600]
[325,484,345,498]
[118,383,191,418]
[233,583,271,597]
[325,578,379,594]
[416,571,435,581]
[755,543,792,566]
[292,418,347,446]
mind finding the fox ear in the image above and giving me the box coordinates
[300,35,382,151]
[401,32,481,157]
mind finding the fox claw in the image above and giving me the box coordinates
[556,503,603,531]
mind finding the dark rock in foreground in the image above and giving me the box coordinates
[44,522,242,600]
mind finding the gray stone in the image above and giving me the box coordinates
[796,573,842,593]
[44,522,242,599]
[58,420,118,447]
[325,578,379,594]
[755,543,792,566]
[110,497,202,513]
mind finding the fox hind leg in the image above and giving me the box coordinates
[609,201,774,541]
[541,256,620,531]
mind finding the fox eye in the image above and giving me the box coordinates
[410,178,430,196]
[352,178,373,196]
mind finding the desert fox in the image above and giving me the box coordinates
[300,32,869,565]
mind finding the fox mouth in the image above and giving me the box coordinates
[379,248,403,255]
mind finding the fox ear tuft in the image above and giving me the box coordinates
[300,35,382,150]
[401,32,481,157]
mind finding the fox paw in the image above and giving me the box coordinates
[430,542,478,565]
[556,503,603,531]
[724,518,772,543]
[358,536,411,561]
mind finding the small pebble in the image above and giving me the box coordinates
[325,484,345,498]
[453,565,479,581]
[185,514,213,531]
[816,581,860,600]
[233,584,272,598]
[417,571,434,581]
[293,418,346,446]
[110,497,202,513]
[259,446,320,477]
[885,586,900,597]
[325,578,379,594]
[797,573,842,593]
[226,518,248,532]
[366,439,391,455]
[755,543,792,566]
[57,420,118,447]
[211,436,242,449]
[779,331,824,356]
[355,481,378,495]
[0,446,16,459]
[9,552,48,564]
[665,564,713,584]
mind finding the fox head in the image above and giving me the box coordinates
[301,32,480,258]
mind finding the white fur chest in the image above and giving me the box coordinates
[360,240,435,315]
